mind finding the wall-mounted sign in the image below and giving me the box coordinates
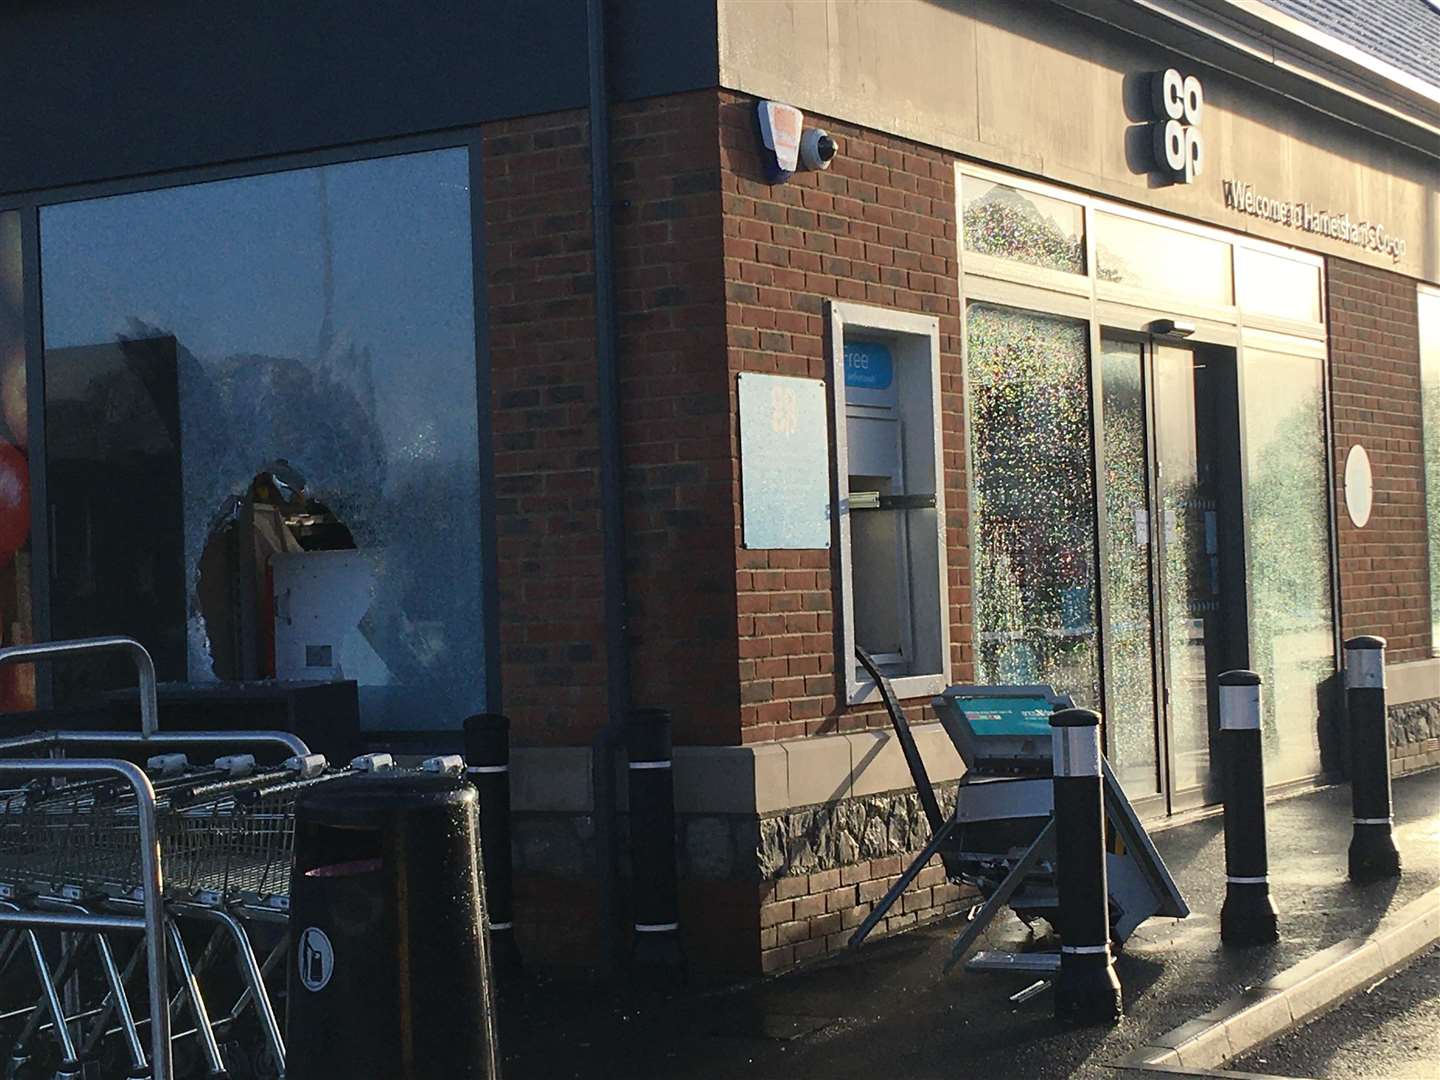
[738,372,831,549]
[843,340,893,390]
[757,100,803,184]
[1345,444,1374,528]
[842,337,898,409]
[1149,69,1203,184]
[1222,180,1407,264]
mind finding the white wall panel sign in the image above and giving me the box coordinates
[738,372,831,549]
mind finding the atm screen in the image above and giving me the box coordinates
[958,697,1055,737]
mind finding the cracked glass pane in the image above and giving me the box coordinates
[961,176,1085,276]
[40,148,484,730]
[0,212,34,710]
[1100,336,1160,796]
[1242,349,1332,783]
[966,303,1099,708]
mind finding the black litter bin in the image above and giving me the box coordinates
[287,773,500,1079]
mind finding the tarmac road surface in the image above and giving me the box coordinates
[498,771,1440,1080]
[1226,945,1439,1080]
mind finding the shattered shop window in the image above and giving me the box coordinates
[39,148,486,730]
[0,213,34,711]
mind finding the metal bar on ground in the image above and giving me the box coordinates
[968,951,1060,974]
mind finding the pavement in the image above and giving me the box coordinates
[495,769,1440,1080]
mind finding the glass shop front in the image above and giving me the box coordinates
[10,146,488,735]
[958,166,1336,815]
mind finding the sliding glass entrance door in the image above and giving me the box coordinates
[1100,334,1244,810]
[1152,342,1228,805]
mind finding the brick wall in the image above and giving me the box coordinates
[1326,258,1431,664]
[483,109,610,745]
[716,91,979,968]
[717,91,972,745]
[483,92,744,749]
[484,100,1440,979]
[612,92,740,745]
[487,95,743,968]
[759,855,974,972]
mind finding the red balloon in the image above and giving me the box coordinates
[0,440,28,566]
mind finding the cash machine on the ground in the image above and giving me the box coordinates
[849,662,1189,973]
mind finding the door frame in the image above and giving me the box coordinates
[1096,326,1247,817]
[955,160,1333,819]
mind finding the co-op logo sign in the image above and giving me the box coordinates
[1149,68,1204,184]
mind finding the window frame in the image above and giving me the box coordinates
[954,159,1336,797]
[827,300,950,706]
[955,160,1327,343]
[0,131,501,719]
[1419,282,1440,657]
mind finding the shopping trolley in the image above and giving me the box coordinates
[0,637,454,1079]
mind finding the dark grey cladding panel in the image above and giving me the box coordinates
[1258,0,1440,89]
[0,0,719,198]
[612,0,719,100]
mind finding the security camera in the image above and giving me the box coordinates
[800,128,837,170]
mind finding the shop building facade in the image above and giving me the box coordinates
[0,0,1436,975]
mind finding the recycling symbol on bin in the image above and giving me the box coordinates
[298,927,335,992]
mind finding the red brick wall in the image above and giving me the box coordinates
[484,93,743,748]
[488,95,747,969]
[717,90,972,744]
[759,855,974,972]
[485,90,977,748]
[612,92,740,745]
[483,110,610,745]
[1326,259,1431,663]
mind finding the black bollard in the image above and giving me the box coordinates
[1345,636,1401,882]
[464,713,523,975]
[1218,670,1279,945]
[1049,707,1122,1025]
[625,708,684,976]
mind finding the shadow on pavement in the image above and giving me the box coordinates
[495,770,1439,1080]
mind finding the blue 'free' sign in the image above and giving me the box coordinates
[843,340,893,390]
